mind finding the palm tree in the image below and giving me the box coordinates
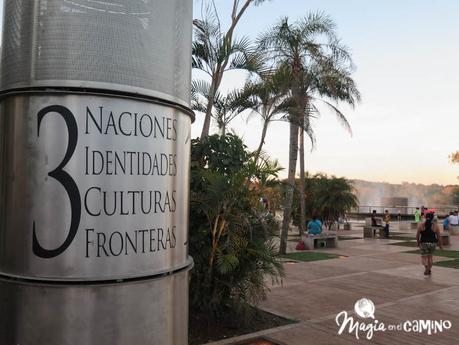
[213,93,246,136]
[192,81,247,135]
[259,13,359,254]
[189,133,284,316]
[296,55,360,235]
[298,110,316,236]
[242,68,292,162]
[312,174,359,228]
[192,1,268,140]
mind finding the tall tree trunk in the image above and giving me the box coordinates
[254,120,269,163]
[221,123,226,136]
[299,128,306,236]
[279,121,299,254]
[200,108,213,139]
[200,78,218,140]
[280,60,302,254]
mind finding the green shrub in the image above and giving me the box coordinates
[189,134,284,319]
[290,173,358,227]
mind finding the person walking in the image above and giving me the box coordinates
[416,211,443,275]
[443,213,450,231]
[383,210,390,238]
[448,211,459,229]
[397,209,402,222]
[414,207,421,223]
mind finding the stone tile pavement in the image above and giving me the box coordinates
[207,222,459,345]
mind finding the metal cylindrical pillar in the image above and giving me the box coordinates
[0,265,191,345]
[0,1,193,344]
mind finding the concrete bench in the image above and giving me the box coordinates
[363,226,385,238]
[301,233,337,250]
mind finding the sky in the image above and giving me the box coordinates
[191,0,459,186]
[0,1,458,185]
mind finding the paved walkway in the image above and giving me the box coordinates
[209,222,459,345]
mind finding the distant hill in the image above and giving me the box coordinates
[351,180,457,207]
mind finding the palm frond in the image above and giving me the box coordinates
[215,251,240,275]
[316,98,353,136]
[191,79,211,113]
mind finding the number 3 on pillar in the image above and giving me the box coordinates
[33,105,81,259]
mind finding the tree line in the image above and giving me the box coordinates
[192,0,360,253]
[188,0,360,324]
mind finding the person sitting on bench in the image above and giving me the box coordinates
[371,210,383,235]
[307,216,323,235]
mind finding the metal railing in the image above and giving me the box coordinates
[349,205,459,216]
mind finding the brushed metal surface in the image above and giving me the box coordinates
[0,265,191,345]
[0,93,191,280]
[1,0,192,106]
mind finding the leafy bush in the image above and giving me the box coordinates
[291,173,358,227]
[189,134,284,319]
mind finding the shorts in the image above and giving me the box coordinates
[419,242,436,256]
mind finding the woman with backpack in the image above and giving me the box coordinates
[416,211,443,275]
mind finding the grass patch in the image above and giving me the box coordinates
[281,251,341,262]
[338,236,362,240]
[432,249,459,258]
[388,241,418,247]
[434,259,459,269]
[403,249,459,269]
[404,249,459,258]
[389,236,416,241]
